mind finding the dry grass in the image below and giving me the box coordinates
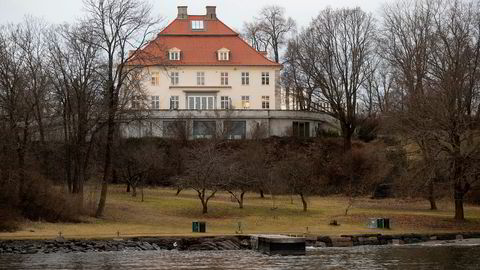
[1,186,479,239]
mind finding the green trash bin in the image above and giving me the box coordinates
[192,221,206,233]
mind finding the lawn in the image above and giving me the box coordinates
[1,186,479,239]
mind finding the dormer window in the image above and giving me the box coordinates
[169,48,181,61]
[191,20,204,30]
[217,48,230,61]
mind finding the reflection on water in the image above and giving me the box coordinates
[0,244,479,270]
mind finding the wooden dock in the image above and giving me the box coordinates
[250,235,306,256]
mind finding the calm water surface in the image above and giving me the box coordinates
[1,244,479,270]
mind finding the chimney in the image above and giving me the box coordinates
[177,6,188,19]
[206,6,217,20]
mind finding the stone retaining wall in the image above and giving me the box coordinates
[309,232,480,248]
[0,236,251,254]
[1,232,479,254]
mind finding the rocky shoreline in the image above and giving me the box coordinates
[308,232,480,247]
[1,232,479,255]
[0,236,251,254]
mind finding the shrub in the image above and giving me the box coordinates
[356,117,380,142]
[20,174,80,222]
[0,208,21,232]
[317,129,340,138]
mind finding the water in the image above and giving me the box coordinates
[1,244,479,270]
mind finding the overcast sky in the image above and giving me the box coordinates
[0,0,391,30]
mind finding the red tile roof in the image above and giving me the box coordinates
[160,15,238,36]
[130,15,281,67]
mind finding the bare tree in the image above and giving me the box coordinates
[361,62,398,115]
[242,21,270,52]
[115,139,162,198]
[82,0,161,217]
[276,153,317,212]
[381,0,480,220]
[250,5,296,63]
[0,22,38,196]
[46,23,103,203]
[295,7,376,151]
[220,144,266,209]
[282,38,319,111]
[180,140,224,214]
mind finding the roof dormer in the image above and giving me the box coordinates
[217,48,230,61]
[169,47,181,61]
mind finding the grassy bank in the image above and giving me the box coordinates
[1,186,480,239]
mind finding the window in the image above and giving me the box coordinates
[188,96,215,110]
[197,72,205,86]
[131,96,140,109]
[170,72,179,85]
[164,121,186,138]
[293,122,310,138]
[193,121,216,139]
[220,96,230,109]
[241,72,249,85]
[131,95,147,109]
[219,51,229,61]
[221,72,229,86]
[224,121,246,140]
[262,72,270,85]
[170,96,179,110]
[151,72,159,86]
[262,96,270,109]
[169,51,180,61]
[151,96,160,109]
[241,96,250,109]
[191,20,204,30]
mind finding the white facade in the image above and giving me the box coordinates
[121,5,336,140]
[144,66,281,111]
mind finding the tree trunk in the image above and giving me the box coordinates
[452,152,467,221]
[132,185,137,197]
[285,87,290,110]
[126,182,130,193]
[429,196,437,211]
[259,189,265,199]
[300,193,308,212]
[202,201,208,214]
[454,183,465,220]
[95,111,115,218]
[428,180,437,210]
[343,130,353,152]
[239,192,245,209]
[175,188,182,196]
[17,145,26,198]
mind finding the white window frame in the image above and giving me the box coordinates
[262,96,270,109]
[241,72,249,85]
[197,72,205,86]
[151,72,159,86]
[191,20,204,30]
[151,96,160,109]
[241,96,250,109]
[169,51,180,61]
[170,72,179,85]
[220,96,230,109]
[262,72,270,85]
[188,96,215,110]
[220,72,229,86]
[170,96,179,110]
[219,51,229,61]
[131,96,140,109]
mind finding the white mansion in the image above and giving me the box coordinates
[122,6,333,139]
